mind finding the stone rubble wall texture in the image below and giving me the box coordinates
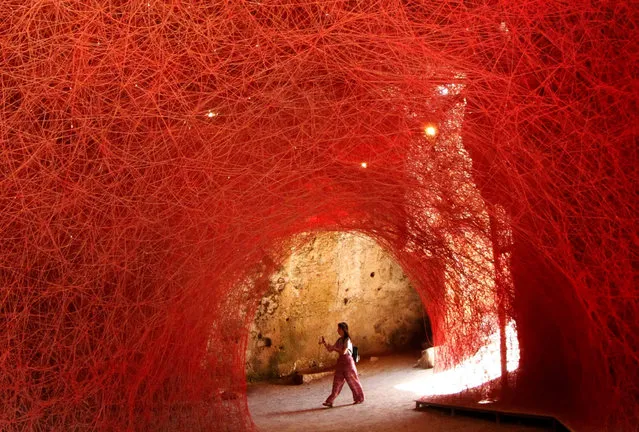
[246,232,427,379]
[0,1,636,431]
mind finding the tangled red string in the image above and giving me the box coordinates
[1,1,636,431]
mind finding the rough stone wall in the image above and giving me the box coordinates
[245,232,427,380]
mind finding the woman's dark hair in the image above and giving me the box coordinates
[338,322,350,343]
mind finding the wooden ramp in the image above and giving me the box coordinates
[415,397,572,431]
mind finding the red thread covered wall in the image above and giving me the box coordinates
[0,1,636,431]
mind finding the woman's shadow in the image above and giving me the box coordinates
[267,404,350,416]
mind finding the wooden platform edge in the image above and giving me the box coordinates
[414,400,573,432]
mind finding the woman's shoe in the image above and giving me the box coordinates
[322,402,333,407]
[353,400,364,405]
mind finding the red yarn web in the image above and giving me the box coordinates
[1,1,636,431]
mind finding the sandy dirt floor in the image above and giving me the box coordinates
[247,354,552,432]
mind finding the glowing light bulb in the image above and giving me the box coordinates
[439,86,449,96]
[424,125,438,137]
[361,162,368,168]
[207,111,218,118]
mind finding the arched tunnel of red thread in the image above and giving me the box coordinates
[0,1,636,431]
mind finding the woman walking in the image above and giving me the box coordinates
[319,322,365,407]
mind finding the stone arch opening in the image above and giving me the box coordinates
[245,231,433,382]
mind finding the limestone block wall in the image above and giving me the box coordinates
[245,232,428,380]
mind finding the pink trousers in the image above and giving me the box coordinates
[325,354,365,404]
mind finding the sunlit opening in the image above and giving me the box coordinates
[394,320,519,397]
